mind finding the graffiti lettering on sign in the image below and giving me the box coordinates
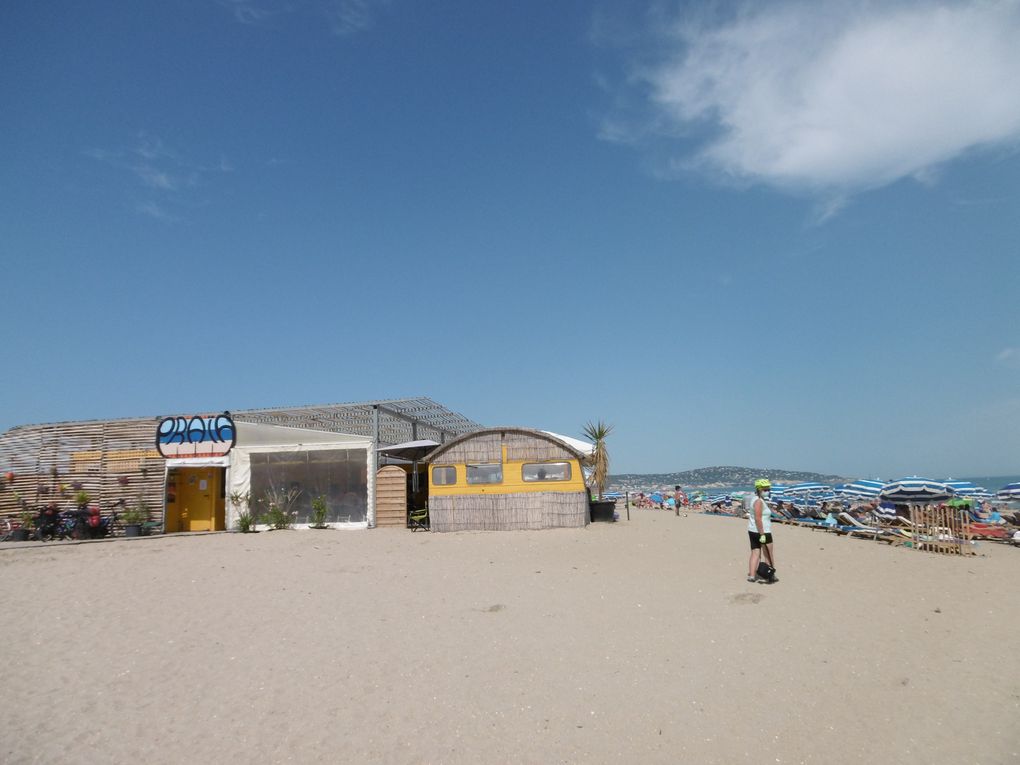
[156,412,236,458]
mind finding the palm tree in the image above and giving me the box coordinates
[583,420,614,500]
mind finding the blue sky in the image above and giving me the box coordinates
[2,0,1018,478]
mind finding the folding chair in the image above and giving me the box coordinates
[408,505,429,532]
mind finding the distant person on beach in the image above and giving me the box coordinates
[673,485,685,516]
[745,478,777,583]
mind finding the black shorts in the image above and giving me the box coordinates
[748,531,773,549]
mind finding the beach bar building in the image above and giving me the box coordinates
[0,398,480,532]
[426,428,590,532]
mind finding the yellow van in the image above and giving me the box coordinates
[426,428,589,531]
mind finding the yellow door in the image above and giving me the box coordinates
[175,468,221,531]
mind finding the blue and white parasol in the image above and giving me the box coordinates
[942,480,988,498]
[997,482,1020,500]
[785,482,831,495]
[836,479,885,499]
[880,477,954,503]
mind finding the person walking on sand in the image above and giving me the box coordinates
[745,478,777,583]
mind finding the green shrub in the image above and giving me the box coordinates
[310,495,329,528]
[230,491,258,533]
[263,504,293,530]
[235,510,259,533]
[120,506,147,525]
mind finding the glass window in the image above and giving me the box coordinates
[522,462,571,482]
[432,466,457,486]
[466,463,503,484]
[249,448,367,523]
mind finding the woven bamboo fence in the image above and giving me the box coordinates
[908,505,973,555]
[0,419,167,529]
[504,432,574,462]
[431,432,502,465]
[430,491,588,532]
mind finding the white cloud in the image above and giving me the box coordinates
[324,0,387,36]
[609,1,1020,196]
[218,0,281,25]
[135,201,179,222]
[996,347,1020,368]
[86,134,228,221]
[218,0,388,36]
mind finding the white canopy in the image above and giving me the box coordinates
[541,431,595,457]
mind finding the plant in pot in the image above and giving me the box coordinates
[74,490,91,509]
[309,495,329,529]
[583,420,616,522]
[229,490,258,533]
[120,504,147,537]
[12,510,34,541]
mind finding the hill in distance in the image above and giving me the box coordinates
[609,466,851,491]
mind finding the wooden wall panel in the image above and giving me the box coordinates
[375,465,408,528]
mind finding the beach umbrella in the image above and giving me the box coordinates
[942,480,988,498]
[836,479,885,499]
[786,482,831,495]
[997,482,1020,500]
[880,477,954,503]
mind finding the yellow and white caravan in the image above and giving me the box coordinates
[426,428,590,532]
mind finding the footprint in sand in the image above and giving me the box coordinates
[730,592,763,605]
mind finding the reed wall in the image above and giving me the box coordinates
[432,432,502,465]
[503,433,574,462]
[429,491,588,532]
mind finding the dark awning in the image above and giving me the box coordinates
[376,439,440,462]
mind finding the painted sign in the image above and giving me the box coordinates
[156,412,236,458]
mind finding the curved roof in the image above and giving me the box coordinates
[426,426,588,463]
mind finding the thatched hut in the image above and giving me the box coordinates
[425,428,589,532]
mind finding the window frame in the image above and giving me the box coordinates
[432,465,457,486]
[465,463,503,485]
[521,461,572,482]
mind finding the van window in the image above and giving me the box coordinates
[522,462,571,482]
[466,463,503,484]
[432,466,456,486]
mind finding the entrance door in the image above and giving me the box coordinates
[173,468,223,531]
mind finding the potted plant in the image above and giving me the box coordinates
[584,420,617,522]
[74,490,91,509]
[229,490,258,533]
[120,505,147,537]
[309,495,329,529]
[12,511,34,541]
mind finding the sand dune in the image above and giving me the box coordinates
[1,510,1016,764]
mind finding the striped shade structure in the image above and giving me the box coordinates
[785,482,831,495]
[836,479,885,499]
[942,480,988,498]
[997,482,1020,500]
[880,477,954,503]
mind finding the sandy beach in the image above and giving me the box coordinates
[1,510,1017,764]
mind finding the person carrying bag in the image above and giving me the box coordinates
[745,478,778,584]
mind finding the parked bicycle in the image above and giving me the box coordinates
[85,499,124,539]
[35,499,125,542]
